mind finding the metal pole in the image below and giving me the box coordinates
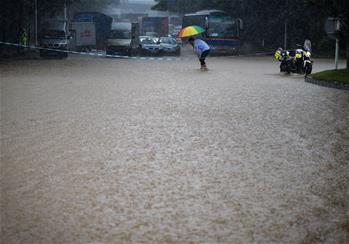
[334,19,340,70]
[284,21,287,49]
[335,38,339,70]
[284,0,288,50]
[35,0,38,46]
[64,0,67,20]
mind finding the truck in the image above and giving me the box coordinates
[40,19,70,58]
[70,12,112,51]
[106,22,140,56]
[138,17,169,38]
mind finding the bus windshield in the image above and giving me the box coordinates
[207,15,236,38]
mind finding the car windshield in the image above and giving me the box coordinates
[43,30,66,39]
[110,30,131,39]
[145,32,158,37]
[140,37,157,44]
[160,37,176,45]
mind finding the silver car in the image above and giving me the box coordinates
[159,37,181,56]
[139,36,163,56]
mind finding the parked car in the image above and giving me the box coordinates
[170,25,182,38]
[139,36,163,56]
[159,37,181,56]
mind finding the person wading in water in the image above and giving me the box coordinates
[188,37,210,71]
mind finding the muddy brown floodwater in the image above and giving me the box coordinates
[1,54,348,243]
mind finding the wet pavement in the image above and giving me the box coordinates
[1,54,348,243]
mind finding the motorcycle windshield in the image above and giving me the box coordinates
[304,39,312,51]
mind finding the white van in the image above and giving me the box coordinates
[106,22,132,55]
[40,19,70,58]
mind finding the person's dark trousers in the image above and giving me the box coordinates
[200,50,210,65]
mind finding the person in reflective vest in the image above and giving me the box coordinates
[20,28,28,46]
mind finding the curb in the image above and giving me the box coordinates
[305,77,349,91]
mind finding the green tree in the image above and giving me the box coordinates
[308,0,349,68]
[153,0,322,50]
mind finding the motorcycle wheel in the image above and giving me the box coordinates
[305,63,312,75]
[280,63,288,73]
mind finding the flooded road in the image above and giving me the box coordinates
[1,55,348,243]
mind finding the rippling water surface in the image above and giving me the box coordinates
[1,55,348,243]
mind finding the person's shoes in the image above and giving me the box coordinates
[203,64,208,71]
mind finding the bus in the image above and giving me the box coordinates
[182,10,243,54]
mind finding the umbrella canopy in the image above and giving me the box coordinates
[177,25,205,38]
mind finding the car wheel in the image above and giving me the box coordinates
[61,52,68,59]
[39,50,45,57]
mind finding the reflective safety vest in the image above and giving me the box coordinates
[20,30,28,45]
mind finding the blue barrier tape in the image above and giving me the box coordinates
[0,41,185,61]
[1,41,274,60]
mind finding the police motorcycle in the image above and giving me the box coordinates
[274,44,313,76]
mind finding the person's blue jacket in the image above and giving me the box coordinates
[194,39,210,57]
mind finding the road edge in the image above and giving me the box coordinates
[305,76,349,91]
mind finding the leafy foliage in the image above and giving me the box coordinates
[153,0,347,52]
[308,0,349,67]
[309,0,349,41]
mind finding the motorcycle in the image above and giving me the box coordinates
[274,46,313,76]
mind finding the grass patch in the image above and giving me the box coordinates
[311,69,349,85]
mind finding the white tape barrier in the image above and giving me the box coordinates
[0,41,184,61]
[0,41,273,60]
